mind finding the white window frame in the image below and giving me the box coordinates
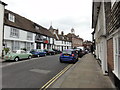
[113,33,120,79]
[12,41,20,51]
[111,0,116,8]
[10,27,19,38]
[35,26,39,30]
[27,32,33,40]
[8,13,15,22]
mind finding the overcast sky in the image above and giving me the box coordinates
[2,0,93,41]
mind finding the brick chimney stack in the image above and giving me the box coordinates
[56,29,59,34]
[61,31,64,36]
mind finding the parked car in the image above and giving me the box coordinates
[78,49,84,58]
[59,49,78,63]
[4,50,32,61]
[52,49,62,54]
[30,49,46,57]
[44,49,55,55]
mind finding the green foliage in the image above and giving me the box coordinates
[4,48,10,54]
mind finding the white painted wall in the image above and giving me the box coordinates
[0,3,5,57]
[4,26,35,42]
[50,38,53,44]
[94,2,108,75]
[4,25,36,51]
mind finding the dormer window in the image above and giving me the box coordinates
[8,13,15,22]
[35,26,39,30]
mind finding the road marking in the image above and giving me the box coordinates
[40,64,73,90]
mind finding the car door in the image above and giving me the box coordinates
[21,50,27,59]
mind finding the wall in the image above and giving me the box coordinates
[0,3,5,57]
[4,25,36,51]
[4,26,35,42]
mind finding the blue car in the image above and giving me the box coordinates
[59,49,78,63]
[30,49,46,57]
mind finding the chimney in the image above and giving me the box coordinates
[61,31,64,36]
[56,29,59,34]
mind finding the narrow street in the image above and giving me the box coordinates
[2,55,69,88]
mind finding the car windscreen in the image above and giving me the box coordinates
[48,49,53,51]
[62,50,72,54]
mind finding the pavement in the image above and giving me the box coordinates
[0,57,5,63]
[50,53,116,88]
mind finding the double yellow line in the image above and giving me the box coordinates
[40,64,73,90]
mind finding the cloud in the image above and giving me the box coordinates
[3,0,93,41]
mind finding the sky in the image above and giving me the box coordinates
[2,0,93,41]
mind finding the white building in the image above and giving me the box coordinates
[0,1,7,57]
[49,26,72,51]
[4,25,36,51]
[4,9,36,52]
[92,1,108,75]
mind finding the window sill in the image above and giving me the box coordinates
[113,70,120,80]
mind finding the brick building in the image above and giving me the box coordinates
[66,28,83,48]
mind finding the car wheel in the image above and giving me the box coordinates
[60,59,63,63]
[14,57,19,62]
[28,55,32,59]
[38,55,40,57]
[44,54,46,56]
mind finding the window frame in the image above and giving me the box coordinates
[27,32,33,40]
[10,27,19,38]
[8,13,15,22]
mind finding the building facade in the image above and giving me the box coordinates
[92,1,120,89]
[92,1,108,75]
[49,26,72,51]
[0,1,6,57]
[105,1,120,88]
[4,9,36,52]
[66,28,83,49]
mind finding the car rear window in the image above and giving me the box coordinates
[62,50,72,54]
[37,49,42,52]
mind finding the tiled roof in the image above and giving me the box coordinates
[0,1,7,6]
[4,9,54,38]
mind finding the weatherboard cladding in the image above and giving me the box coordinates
[4,9,54,38]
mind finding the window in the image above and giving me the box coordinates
[27,32,33,40]
[21,50,26,53]
[26,42,31,51]
[113,34,120,79]
[118,37,120,56]
[111,0,116,8]
[8,13,15,22]
[35,26,39,30]
[10,28,19,38]
[12,41,20,51]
